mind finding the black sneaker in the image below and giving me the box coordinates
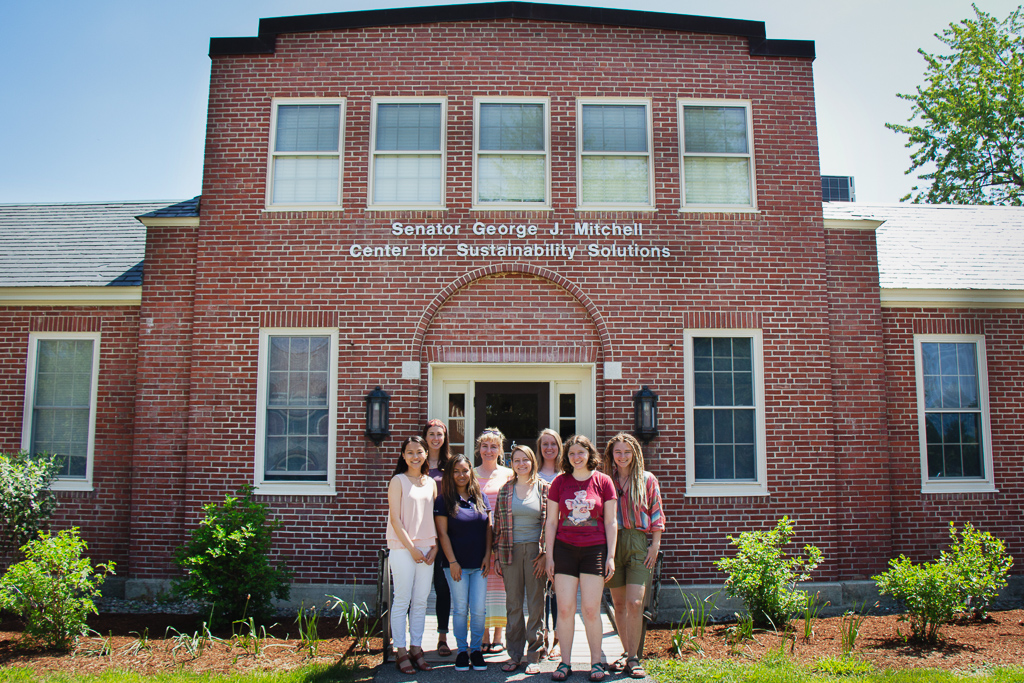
[470,650,487,670]
[455,651,470,671]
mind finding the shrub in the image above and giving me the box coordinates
[940,521,1013,619]
[715,516,823,628]
[0,451,61,558]
[0,528,114,650]
[173,485,290,628]
[873,555,961,642]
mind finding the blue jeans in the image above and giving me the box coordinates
[444,566,487,653]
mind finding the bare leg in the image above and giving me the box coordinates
[553,574,579,664]
[610,583,646,657]
[579,573,607,665]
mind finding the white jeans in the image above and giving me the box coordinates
[389,547,434,649]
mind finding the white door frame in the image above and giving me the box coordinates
[427,363,596,453]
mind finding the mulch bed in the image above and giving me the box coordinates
[1,609,1022,675]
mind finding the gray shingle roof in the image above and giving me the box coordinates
[0,201,185,287]
[140,196,200,218]
[823,203,1024,291]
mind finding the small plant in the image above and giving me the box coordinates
[0,451,61,558]
[77,629,114,658]
[839,601,872,656]
[815,655,873,676]
[328,595,381,654]
[295,603,321,657]
[940,521,1013,620]
[715,516,824,628]
[173,485,291,629]
[873,555,961,643]
[0,528,114,651]
[165,627,211,660]
[801,592,827,641]
[122,628,152,656]
[726,612,755,647]
[233,616,274,658]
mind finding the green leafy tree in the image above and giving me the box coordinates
[0,451,61,559]
[0,528,114,650]
[173,485,291,628]
[887,4,1024,205]
[715,516,824,628]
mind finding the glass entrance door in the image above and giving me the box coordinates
[474,382,550,458]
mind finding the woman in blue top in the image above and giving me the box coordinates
[434,453,492,672]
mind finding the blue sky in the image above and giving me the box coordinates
[1,0,1018,204]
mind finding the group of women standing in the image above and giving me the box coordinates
[386,421,664,681]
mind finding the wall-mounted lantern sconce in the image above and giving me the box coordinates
[365,386,391,445]
[633,385,658,444]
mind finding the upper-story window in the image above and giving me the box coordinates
[474,97,550,209]
[370,98,446,209]
[678,100,756,210]
[22,332,100,491]
[914,335,994,493]
[577,99,654,210]
[267,99,345,209]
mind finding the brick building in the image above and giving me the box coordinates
[1,3,1021,602]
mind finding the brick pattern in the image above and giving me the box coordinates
[884,308,1024,564]
[0,307,139,570]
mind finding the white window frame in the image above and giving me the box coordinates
[368,96,447,210]
[254,328,339,496]
[576,97,655,211]
[684,328,767,497]
[914,334,995,494]
[677,99,757,212]
[21,331,100,492]
[265,97,346,211]
[472,96,551,210]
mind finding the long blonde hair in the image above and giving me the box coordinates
[474,427,506,466]
[604,433,647,511]
[509,445,539,485]
[535,428,563,472]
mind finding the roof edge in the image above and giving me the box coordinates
[209,2,814,59]
[0,286,142,307]
[880,288,1024,309]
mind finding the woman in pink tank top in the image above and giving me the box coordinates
[386,435,438,674]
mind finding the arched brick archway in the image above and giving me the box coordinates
[411,263,613,362]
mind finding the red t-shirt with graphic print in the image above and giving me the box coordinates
[548,470,616,547]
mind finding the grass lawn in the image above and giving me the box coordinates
[648,658,1024,683]
[0,662,372,683]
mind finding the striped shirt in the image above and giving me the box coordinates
[614,471,665,533]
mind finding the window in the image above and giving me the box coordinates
[577,99,653,209]
[914,335,994,493]
[370,97,445,208]
[678,100,755,210]
[267,98,345,209]
[255,329,338,495]
[21,332,100,491]
[684,329,767,497]
[474,98,549,208]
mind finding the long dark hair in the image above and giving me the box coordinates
[442,454,487,517]
[560,434,601,475]
[421,418,450,472]
[393,435,429,476]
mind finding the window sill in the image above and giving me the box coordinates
[575,205,657,213]
[685,481,768,498]
[50,479,94,493]
[365,204,447,212]
[679,206,760,214]
[921,480,997,495]
[255,482,336,496]
[264,205,344,213]
[471,203,552,212]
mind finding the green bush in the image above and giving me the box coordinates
[0,528,114,650]
[715,516,823,628]
[873,555,961,643]
[0,451,61,558]
[940,521,1013,619]
[173,485,291,628]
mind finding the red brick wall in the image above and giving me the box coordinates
[126,17,853,583]
[883,309,1024,565]
[825,228,892,578]
[0,307,138,569]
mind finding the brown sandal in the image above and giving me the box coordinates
[396,653,415,674]
[411,648,433,671]
[624,657,646,679]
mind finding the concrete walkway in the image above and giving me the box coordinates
[374,593,655,683]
